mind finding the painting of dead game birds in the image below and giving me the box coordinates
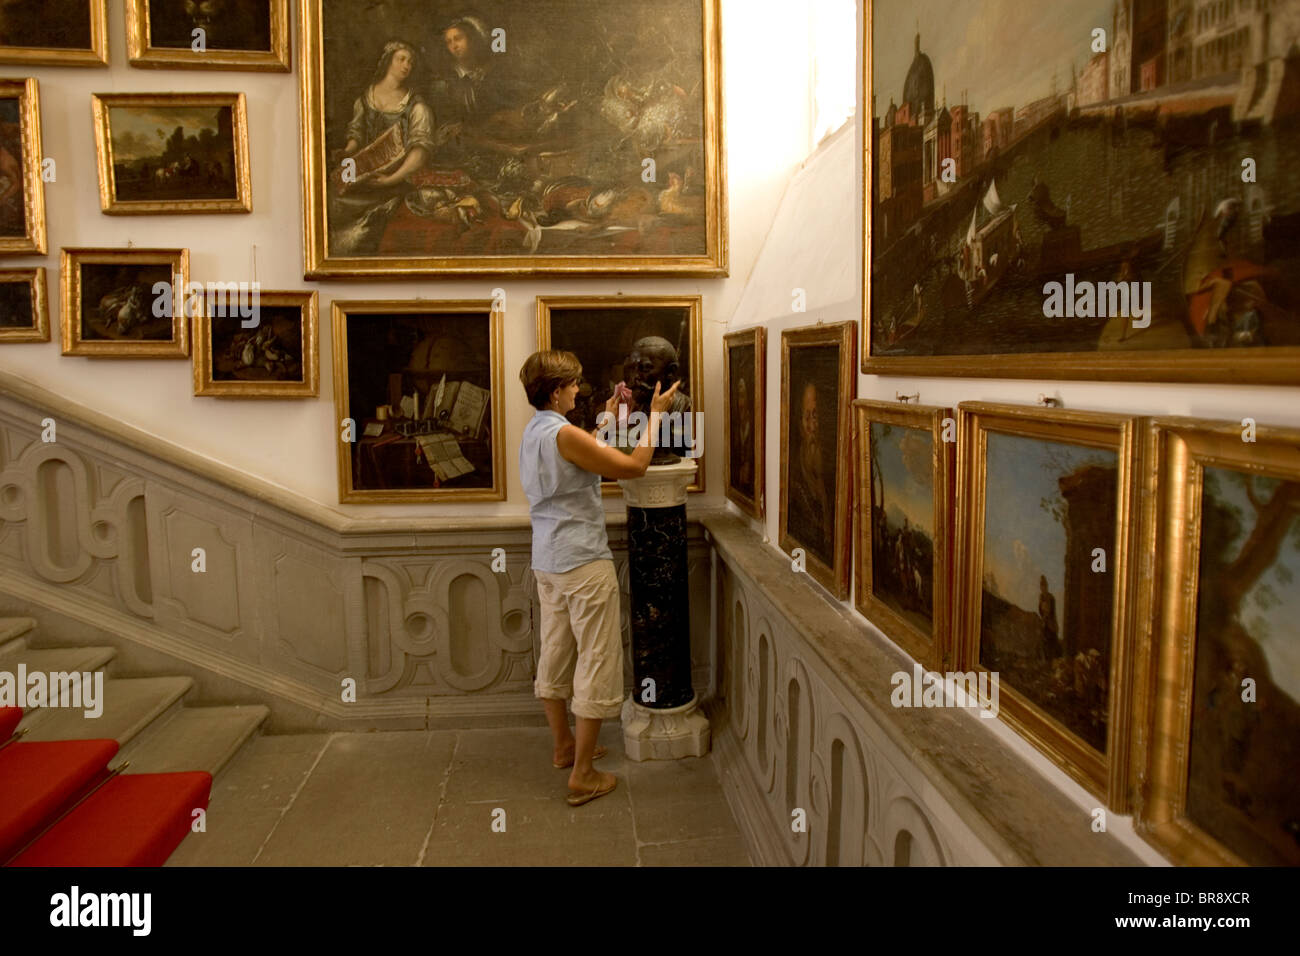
[865,0,1300,382]
[0,0,107,65]
[301,0,726,276]
[194,290,318,398]
[93,93,251,213]
[1187,466,1300,865]
[61,248,189,357]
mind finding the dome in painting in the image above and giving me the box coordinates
[903,33,935,121]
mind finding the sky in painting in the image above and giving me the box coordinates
[1203,468,1300,704]
[872,422,933,533]
[982,431,1115,615]
[109,107,223,161]
[871,0,1110,120]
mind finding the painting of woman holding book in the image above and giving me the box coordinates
[329,40,435,253]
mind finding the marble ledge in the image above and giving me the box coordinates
[699,510,1145,867]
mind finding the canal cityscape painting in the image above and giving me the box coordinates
[864,0,1300,383]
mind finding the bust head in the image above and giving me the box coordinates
[623,336,679,410]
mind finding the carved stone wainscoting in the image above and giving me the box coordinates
[701,512,1146,867]
[0,371,711,732]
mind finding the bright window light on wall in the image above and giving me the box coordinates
[811,0,857,149]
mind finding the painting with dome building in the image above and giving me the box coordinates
[300,0,726,277]
[863,0,1300,384]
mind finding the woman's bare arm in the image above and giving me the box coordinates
[557,415,658,480]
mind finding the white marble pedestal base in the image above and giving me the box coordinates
[621,693,711,761]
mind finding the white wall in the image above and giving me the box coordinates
[0,0,811,517]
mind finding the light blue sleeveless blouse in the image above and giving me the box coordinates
[519,410,613,573]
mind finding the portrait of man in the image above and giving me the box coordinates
[789,380,832,564]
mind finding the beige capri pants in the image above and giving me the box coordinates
[533,558,625,719]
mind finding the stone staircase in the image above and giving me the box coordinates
[0,614,268,785]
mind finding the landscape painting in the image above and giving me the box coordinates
[301,0,726,276]
[1186,466,1300,865]
[93,93,251,213]
[864,0,1300,382]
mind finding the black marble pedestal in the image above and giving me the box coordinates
[626,503,693,709]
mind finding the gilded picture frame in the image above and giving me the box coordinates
[60,247,190,358]
[0,1,108,67]
[955,401,1140,810]
[536,294,704,496]
[0,78,46,256]
[861,0,1300,385]
[193,290,319,397]
[853,399,954,672]
[299,0,728,278]
[91,92,252,215]
[778,321,856,600]
[723,326,764,520]
[126,0,291,72]
[1131,416,1300,865]
[332,299,505,503]
[0,266,47,342]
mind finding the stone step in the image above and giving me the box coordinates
[0,645,117,680]
[0,616,36,655]
[20,676,195,747]
[113,704,270,778]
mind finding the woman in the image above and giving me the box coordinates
[340,41,434,190]
[518,350,679,806]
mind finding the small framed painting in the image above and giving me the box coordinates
[853,399,954,671]
[1132,417,1300,865]
[723,326,764,519]
[91,92,252,214]
[536,295,703,495]
[0,0,108,67]
[779,321,856,600]
[955,402,1141,810]
[332,299,504,503]
[193,290,318,397]
[60,247,189,358]
[0,78,46,256]
[0,267,47,341]
[126,0,291,71]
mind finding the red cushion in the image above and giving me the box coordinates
[0,739,119,861]
[0,707,20,740]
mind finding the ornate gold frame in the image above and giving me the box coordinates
[778,321,856,600]
[955,402,1140,810]
[723,326,764,520]
[0,1,108,66]
[193,290,318,397]
[91,92,252,215]
[0,78,46,256]
[60,248,190,358]
[1131,416,1300,865]
[536,295,705,496]
[298,0,728,278]
[126,0,291,71]
[331,299,506,503]
[0,267,47,342]
[859,0,1300,384]
[853,399,954,671]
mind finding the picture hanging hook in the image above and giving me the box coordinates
[1037,393,1062,407]
[896,392,919,404]
[250,244,257,286]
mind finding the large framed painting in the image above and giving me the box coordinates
[193,290,318,397]
[0,267,46,342]
[863,0,1300,384]
[60,248,190,358]
[854,399,954,671]
[723,326,764,519]
[537,295,703,495]
[299,0,727,278]
[332,299,504,502]
[956,402,1141,810]
[779,322,856,600]
[91,93,252,215]
[0,78,45,256]
[1132,417,1300,865]
[0,0,108,66]
[126,0,291,71]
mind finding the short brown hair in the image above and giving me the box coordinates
[519,350,582,410]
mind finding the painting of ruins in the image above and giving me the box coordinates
[1185,466,1300,865]
[865,0,1300,382]
[300,0,726,276]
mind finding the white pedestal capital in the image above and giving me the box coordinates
[617,459,697,509]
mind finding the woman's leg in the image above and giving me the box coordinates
[534,571,579,762]
[567,560,624,795]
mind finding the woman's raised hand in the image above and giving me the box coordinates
[650,379,681,414]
